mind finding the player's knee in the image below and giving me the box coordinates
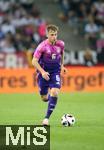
[50,89,59,97]
[41,95,48,102]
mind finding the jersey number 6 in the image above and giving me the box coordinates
[52,54,56,59]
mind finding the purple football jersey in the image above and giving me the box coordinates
[33,39,64,73]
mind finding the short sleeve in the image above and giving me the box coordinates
[59,40,65,54]
[33,42,44,59]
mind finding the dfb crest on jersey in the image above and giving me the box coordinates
[56,47,61,53]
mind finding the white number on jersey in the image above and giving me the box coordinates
[52,54,56,59]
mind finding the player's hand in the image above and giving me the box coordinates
[61,66,67,74]
[42,71,50,81]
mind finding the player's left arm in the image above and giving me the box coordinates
[61,52,67,74]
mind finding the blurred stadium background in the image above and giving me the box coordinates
[0,0,104,150]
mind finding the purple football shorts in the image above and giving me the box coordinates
[37,73,61,95]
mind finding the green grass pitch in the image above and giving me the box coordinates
[0,93,104,150]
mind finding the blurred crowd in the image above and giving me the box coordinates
[58,0,104,65]
[0,0,47,53]
[59,0,104,51]
[0,0,104,67]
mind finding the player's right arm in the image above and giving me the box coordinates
[32,43,50,81]
[32,57,50,80]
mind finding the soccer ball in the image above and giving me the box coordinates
[61,114,75,127]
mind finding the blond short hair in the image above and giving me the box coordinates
[46,24,59,32]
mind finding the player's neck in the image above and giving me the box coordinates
[47,39,57,45]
